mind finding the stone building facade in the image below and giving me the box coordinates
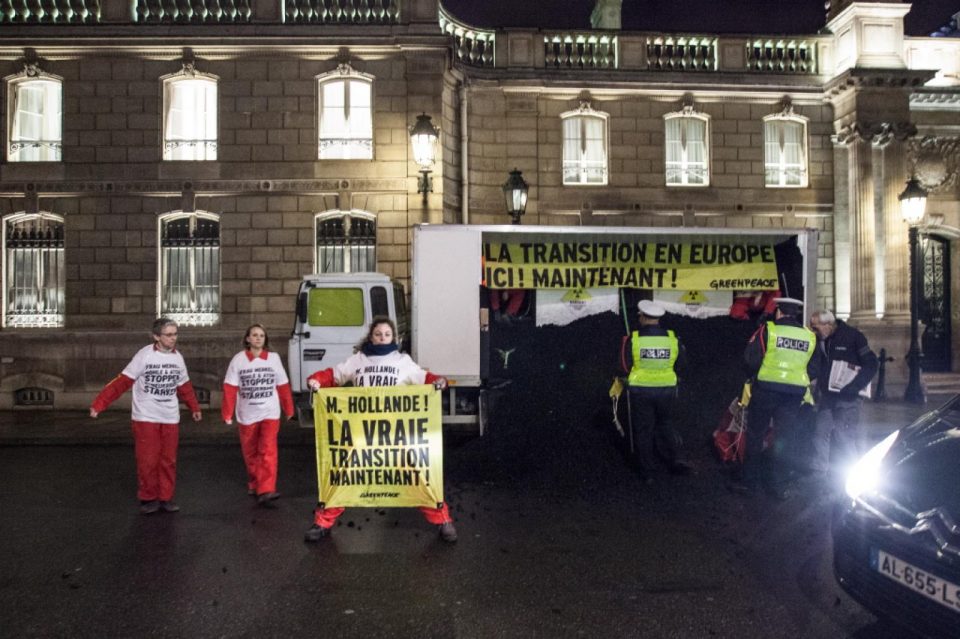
[0,0,958,409]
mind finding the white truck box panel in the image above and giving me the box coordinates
[412,225,482,379]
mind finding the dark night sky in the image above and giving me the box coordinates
[445,1,959,36]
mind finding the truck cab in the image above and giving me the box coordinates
[288,272,408,423]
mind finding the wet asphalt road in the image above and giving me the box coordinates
[0,419,920,639]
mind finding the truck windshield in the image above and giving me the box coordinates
[307,288,365,326]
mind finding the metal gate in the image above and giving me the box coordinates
[920,234,952,372]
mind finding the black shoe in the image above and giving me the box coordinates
[139,500,160,515]
[669,460,696,476]
[304,524,329,542]
[159,501,180,513]
[257,492,280,508]
[729,482,754,496]
[438,521,458,543]
[767,486,792,501]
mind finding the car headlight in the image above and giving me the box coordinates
[844,430,900,501]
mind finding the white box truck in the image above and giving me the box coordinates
[291,224,819,433]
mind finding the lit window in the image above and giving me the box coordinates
[2,212,65,328]
[764,110,808,188]
[6,66,62,162]
[159,212,220,326]
[315,211,376,273]
[664,107,710,186]
[317,64,373,160]
[163,65,217,161]
[561,103,608,185]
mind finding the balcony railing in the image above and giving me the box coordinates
[285,0,400,24]
[646,36,716,71]
[438,2,495,67]
[0,0,100,22]
[135,0,253,22]
[747,39,817,73]
[545,33,617,69]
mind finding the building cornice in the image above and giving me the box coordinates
[910,91,960,111]
[0,35,451,61]
[485,82,828,106]
[824,67,937,99]
[0,178,410,198]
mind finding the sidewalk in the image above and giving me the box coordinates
[0,410,316,446]
[0,394,954,446]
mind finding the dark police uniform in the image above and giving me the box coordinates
[627,325,687,479]
[742,316,819,496]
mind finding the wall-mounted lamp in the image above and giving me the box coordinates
[899,176,928,404]
[410,113,439,199]
[502,168,529,224]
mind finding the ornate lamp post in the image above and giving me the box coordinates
[410,113,439,201]
[899,177,928,404]
[502,168,529,224]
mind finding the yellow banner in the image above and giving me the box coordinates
[313,385,444,509]
[483,241,778,291]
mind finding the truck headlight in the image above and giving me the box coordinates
[844,430,900,501]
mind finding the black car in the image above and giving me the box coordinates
[833,394,960,637]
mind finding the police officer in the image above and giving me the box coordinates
[624,299,693,483]
[738,297,821,499]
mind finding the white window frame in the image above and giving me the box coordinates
[561,103,609,186]
[158,211,221,327]
[2,211,65,328]
[664,105,710,187]
[5,64,62,163]
[314,210,377,273]
[162,64,218,161]
[763,108,809,188]
[317,64,374,160]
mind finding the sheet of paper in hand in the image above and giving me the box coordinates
[828,360,871,399]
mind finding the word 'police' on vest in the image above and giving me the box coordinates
[775,335,811,352]
[640,348,672,359]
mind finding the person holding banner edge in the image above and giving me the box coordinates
[221,324,296,508]
[304,317,458,543]
[89,317,202,515]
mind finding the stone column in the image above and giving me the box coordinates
[878,124,916,321]
[836,124,878,320]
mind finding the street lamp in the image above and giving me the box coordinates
[502,168,529,224]
[410,113,439,200]
[899,177,928,404]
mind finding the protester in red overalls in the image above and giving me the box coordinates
[221,324,295,508]
[303,316,458,543]
[90,318,202,514]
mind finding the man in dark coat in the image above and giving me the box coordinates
[809,309,879,479]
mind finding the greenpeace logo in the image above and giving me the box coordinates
[359,491,400,499]
[640,348,672,359]
[775,336,810,352]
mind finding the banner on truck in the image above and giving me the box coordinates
[483,241,778,291]
[313,385,444,508]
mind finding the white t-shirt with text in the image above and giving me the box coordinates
[333,350,429,388]
[224,351,290,424]
[122,345,191,423]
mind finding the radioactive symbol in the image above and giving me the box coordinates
[680,290,708,304]
[562,288,591,302]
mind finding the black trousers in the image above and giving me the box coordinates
[743,386,805,489]
[627,386,680,475]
